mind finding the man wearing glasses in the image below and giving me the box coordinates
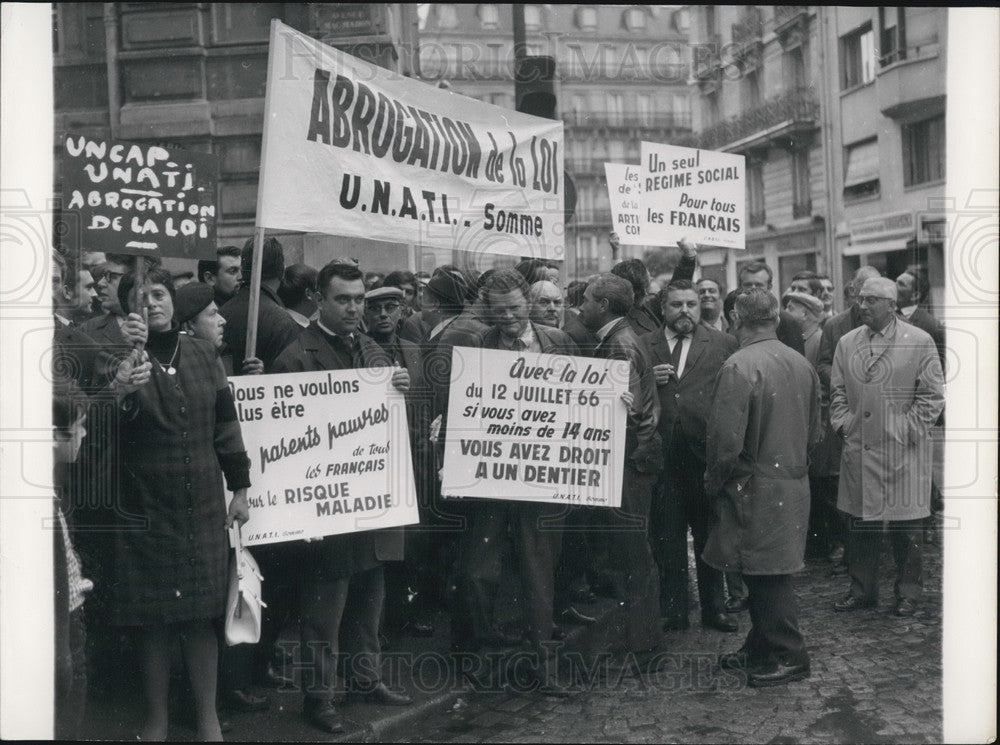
[830,277,944,618]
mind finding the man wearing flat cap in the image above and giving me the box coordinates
[782,291,825,367]
[830,277,944,618]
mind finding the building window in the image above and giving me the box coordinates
[705,6,717,39]
[607,93,624,125]
[637,94,652,126]
[576,7,597,31]
[903,115,945,186]
[54,3,106,60]
[477,4,500,30]
[524,5,542,32]
[779,253,817,292]
[843,138,880,199]
[792,149,812,218]
[743,69,761,109]
[624,7,646,32]
[212,4,283,44]
[437,4,458,30]
[784,45,806,90]
[673,93,690,127]
[878,7,906,66]
[609,140,625,162]
[840,24,875,89]
[748,162,765,227]
[704,92,720,126]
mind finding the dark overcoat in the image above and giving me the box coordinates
[110,332,250,625]
[272,323,404,574]
[703,335,822,575]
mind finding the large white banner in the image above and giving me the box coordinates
[604,162,647,246]
[639,141,745,249]
[441,347,628,507]
[229,368,419,546]
[258,20,565,260]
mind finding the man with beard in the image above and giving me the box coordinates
[642,280,738,633]
[707,289,822,687]
[696,278,725,331]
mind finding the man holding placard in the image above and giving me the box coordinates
[577,274,666,669]
[449,269,576,695]
[272,262,413,733]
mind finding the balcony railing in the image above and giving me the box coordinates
[697,86,819,151]
[774,6,809,32]
[731,7,764,47]
[562,110,692,130]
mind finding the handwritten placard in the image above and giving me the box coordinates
[229,368,419,546]
[61,135,219,258]
[604,162,647,246]
[441,348,629,507]
[639,141,745,249]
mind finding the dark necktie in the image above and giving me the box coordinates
[670,334,685,376]
[511,338,526,352]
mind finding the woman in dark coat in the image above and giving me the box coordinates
[112,268,250,740]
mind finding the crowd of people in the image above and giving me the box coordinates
[50,233,945,739]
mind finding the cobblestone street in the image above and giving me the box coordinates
[397,541,943,744]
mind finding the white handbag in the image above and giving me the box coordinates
[224,524,266,646]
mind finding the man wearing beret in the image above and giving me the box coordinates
[830,277,944,617]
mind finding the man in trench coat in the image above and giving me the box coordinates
[829,277,944,617]
[704,289,822,688]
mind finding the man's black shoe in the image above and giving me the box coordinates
[747,661,810,688]
[223,688,270,713]
[661,614,690,632]
[559,606,597,625]
[893,598,917,617]
[833,594,876,612]
[716,648,751,671]
[724,596,748,613]
[355,681,413,706]
[572,589,599,605]
[303,700,344,733]
[702,612,739,633]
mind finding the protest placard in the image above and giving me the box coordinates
[229,368,419,547]
[639,141,745,249]
[60,135,218,258]
[604,162,647,246]
[257,20,564,260]
[441,347,628,507]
